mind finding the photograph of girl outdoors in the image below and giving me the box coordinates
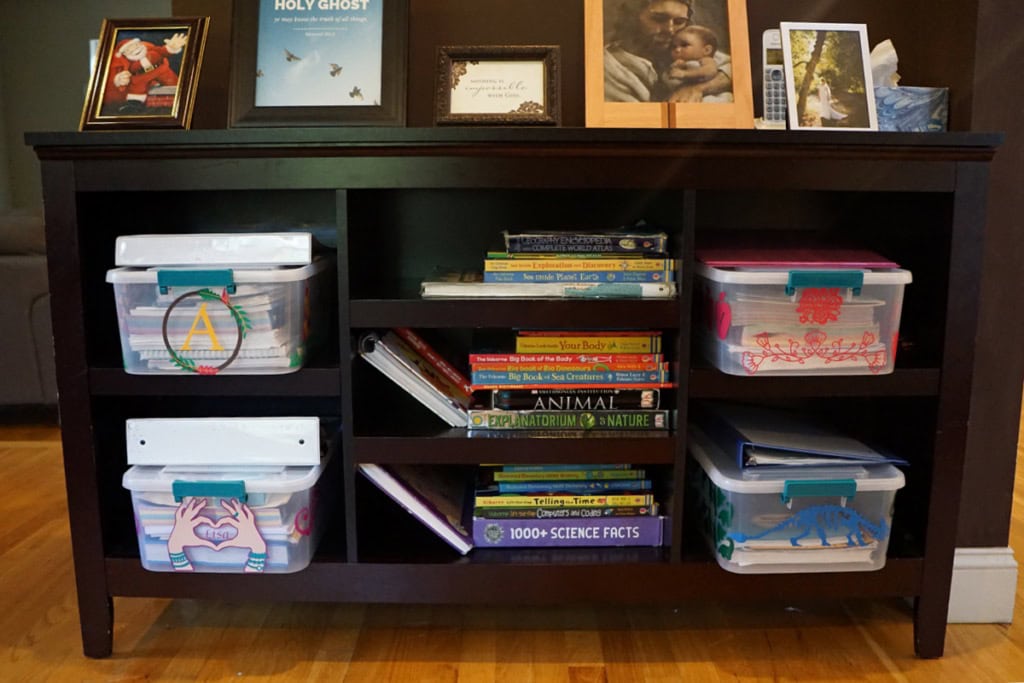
[785,27,873,129]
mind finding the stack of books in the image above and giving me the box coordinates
[421,228,677,299]
[467,330,674,433]
[472,464,664,548]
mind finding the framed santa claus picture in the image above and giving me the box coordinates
[80,17,210,131]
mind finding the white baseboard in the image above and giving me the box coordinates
[947,547,1018,623]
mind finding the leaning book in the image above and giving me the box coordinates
[358,464,474,555]
[358,330,470,427]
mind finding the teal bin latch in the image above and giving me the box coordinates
[781,479,857,505]
[172,480,248,503]
[157,269,236,295]
[786,270,864,296]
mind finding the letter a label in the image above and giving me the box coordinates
[180,303,225,351]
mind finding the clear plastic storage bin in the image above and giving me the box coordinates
[688,427,905,574]
[106,233,333,375]
[121,417,335,574]
[696,263,912,375]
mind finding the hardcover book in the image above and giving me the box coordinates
[420,271,676,299]
[468,409,670,431]
[472,504,658,519]
[358,330,471,427]
[492,480,652,493]
[485,257,675,272]
[472,515,665,548]
[483,270,673,283]
[471,369,669,388]
[473,493,655,507]
[358,464,474,555]
[503,230,668,254]
[491,388,661,411]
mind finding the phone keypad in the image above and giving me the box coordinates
[764,69,787,122]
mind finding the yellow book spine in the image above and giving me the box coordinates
[493,470,646,481]
[514,337,660,353]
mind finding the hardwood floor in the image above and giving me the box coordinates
[2,417,1023,682]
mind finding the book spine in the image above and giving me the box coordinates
[491,388,661,410]
[377,332,472,406]
[471,370,669,386]
[474,493,654,507]
[468,409,669,431]
[472,505,657,519]
[514,337,661,354]
[470,353,661,364]
[503,233,668,254]
[498,463,633,472]
[472,515,664,547]
[485,258,675,272]
[492,469,647,481]
[472,361,666,372]
[393,327,473,396]
[496,480,651,493]
[483,270,673,283]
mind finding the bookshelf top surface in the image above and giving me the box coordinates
[26,127,1002,158]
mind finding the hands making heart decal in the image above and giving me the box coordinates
[167,498,268,572]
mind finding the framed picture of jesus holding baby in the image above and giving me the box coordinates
[80,17,209,131]
[585,0,753,129]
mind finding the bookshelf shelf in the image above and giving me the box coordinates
[104,557,923,602]
[351,434,678,464]
[349,298,681,329]
[28,127,998,659]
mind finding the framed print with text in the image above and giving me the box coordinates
[229,0,408,126]
[780,22,878,131]
[585,0,753,128]
[435,46,560,126]
[80,17,209,131]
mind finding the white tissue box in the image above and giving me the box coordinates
[874,86,949,132]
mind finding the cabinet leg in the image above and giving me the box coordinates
[912,595,948,658]
[79,594,114,658]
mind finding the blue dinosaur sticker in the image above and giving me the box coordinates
[727,504,888,548]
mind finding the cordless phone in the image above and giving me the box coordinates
[761,29,787,128]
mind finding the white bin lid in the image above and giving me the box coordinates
[115,232,313,267]
[105,254,330,285]
[689,426,905,495]
[126,417,322,466]
[122,457,327,497]
[695,262,912,286]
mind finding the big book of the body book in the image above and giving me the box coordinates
[700,403,909,468]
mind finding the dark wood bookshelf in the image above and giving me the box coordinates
[28,127,998,659]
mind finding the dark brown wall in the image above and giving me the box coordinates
[957,0,1024,546]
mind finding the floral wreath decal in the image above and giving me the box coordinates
[161,288,252,375]
[741,330,888,375]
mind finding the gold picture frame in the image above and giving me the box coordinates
[80,17,209,131]
[585,0,753,129]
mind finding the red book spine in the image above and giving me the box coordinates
[393,327,473,395]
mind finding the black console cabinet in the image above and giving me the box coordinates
[27,128,999,658]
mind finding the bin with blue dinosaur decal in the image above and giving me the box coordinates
[688,426,904,574]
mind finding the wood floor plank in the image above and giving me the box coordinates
[2,423,1024,680]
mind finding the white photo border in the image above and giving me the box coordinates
[780,21,878,132]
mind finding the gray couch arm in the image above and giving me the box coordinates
[0,211,56,406]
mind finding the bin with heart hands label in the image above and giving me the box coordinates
[121,417,336,573]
